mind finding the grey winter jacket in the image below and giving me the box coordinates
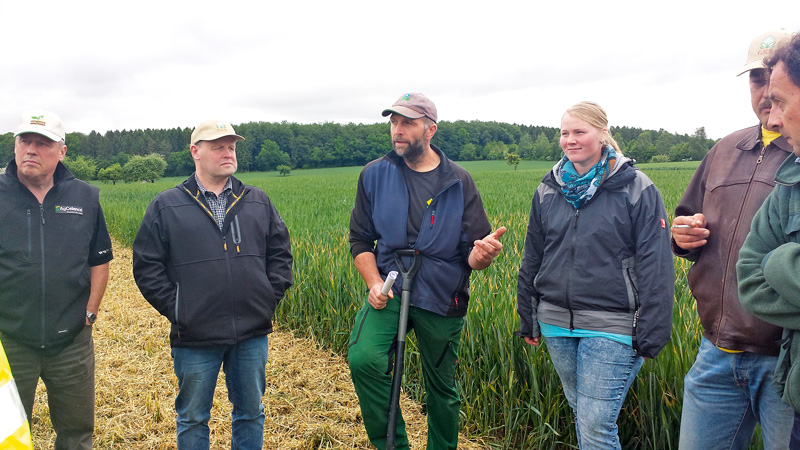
[516,157,674,358]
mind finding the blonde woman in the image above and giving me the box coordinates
[516,102,674,449]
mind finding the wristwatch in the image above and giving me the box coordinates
[86,311,97,324]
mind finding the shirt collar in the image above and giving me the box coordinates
[195,174,232,197]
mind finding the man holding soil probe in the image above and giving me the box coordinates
[348,92,505,450]
[133,120,292,450]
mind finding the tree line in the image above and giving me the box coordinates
[0,121,717,182]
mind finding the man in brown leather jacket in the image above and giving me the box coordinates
[672,30,794,450]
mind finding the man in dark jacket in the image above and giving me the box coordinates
[133,120,292,450]
[348,93,505,450]
[0,110,113,450]
[672,30,794,450]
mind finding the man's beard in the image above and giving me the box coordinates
[393,137,425,165]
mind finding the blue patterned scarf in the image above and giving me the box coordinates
[558,146,617,209]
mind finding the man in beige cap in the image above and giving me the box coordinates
[737,31,800,449]
[133,120,293,449]
[0,110,113,449]
[671,30,794,449]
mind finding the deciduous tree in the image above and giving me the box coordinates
[506,152,520,170]
[123,153,167,183]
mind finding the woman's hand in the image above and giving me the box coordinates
[524,336,541,346]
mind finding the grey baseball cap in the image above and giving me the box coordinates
[381,92,438,123]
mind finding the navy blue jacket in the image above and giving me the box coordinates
[516,157,674,358]
[133,174,293,347]
[349,145,491,317]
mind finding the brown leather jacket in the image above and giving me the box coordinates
[673,125,792,355]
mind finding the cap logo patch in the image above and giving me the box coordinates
[30,115,46,126]
[216,122,227,131]
[761,36,777,50]
[400,93,411,102]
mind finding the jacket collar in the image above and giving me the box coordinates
[775,154,800,186]
[547,153,635,189]
[385,144,460,186]
[736,125,793,155]
[180,172,248,232]
[181,172,245,196]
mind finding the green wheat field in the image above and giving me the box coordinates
[97,160,737,449]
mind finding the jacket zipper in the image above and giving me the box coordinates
[715,143,767,346]
[223,227,238,339]
[565,209,579,330]
[625,267,641,350]
[755,145,766,164]
[39,204,46,349]
[26,209,32,258]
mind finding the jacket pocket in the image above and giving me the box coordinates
[451,273,469,310]
[621,257,639,312]
[786,213,800,236]
[622,257,641,352]
[174,282,182,338]
[0,208,37,263]
[785,358,800,411]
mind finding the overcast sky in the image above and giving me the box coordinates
[3,0,799,140]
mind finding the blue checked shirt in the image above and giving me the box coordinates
[195,174,232,231]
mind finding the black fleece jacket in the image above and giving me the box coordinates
[133,174,292,347]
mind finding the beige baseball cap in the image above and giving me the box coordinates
[738,29,793,76]
[15,110,65,141]
[381,92,438,123]
[190,120,245,145]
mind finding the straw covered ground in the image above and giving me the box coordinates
[29,241,490,449]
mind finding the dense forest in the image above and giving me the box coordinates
[0,120,717,181]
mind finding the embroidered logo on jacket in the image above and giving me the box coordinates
[55,205,83,215]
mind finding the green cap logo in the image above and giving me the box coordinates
[760,36,777,50]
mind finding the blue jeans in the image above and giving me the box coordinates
[679,337,793,450]
[792,412,800,449]
[171,335,269,450]
[545,336,643,450]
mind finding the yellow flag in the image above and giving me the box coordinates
[0,340,32,450]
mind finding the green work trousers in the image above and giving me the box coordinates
[348,297,463,450]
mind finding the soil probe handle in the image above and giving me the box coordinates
[381,271,398,296]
